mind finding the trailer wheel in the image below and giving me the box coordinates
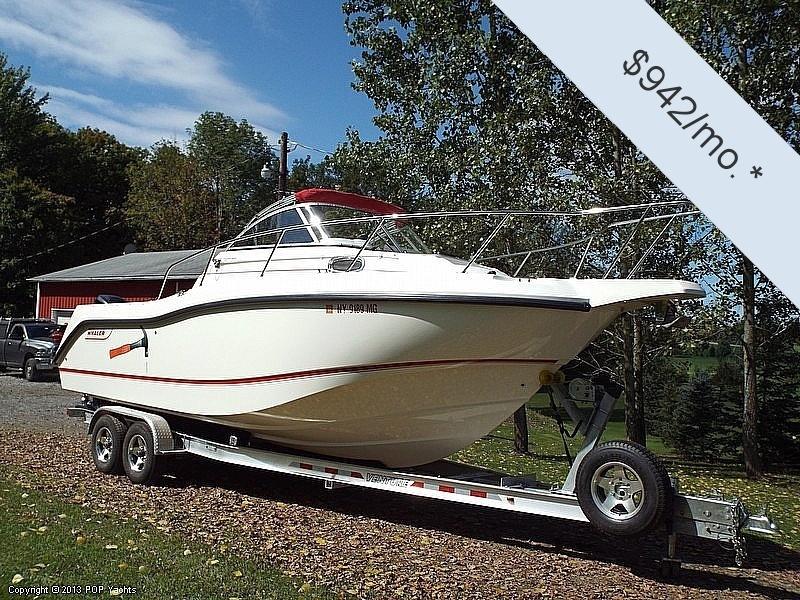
[90,415,127,474]
[122,422,159,485]
[24,358,40,382]
[576,440,671,537]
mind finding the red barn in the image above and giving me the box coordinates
[28,250,212,323]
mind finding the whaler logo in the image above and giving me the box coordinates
[364,473,411,487]
[85,329,111,340]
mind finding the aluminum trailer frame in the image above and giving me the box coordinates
[68,378,778,573]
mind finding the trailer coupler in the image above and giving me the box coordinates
[671,490,779,566]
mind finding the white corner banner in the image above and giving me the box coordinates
[493,0,800,308]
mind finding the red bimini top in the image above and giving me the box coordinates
[294,188,405,216]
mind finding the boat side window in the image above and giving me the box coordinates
[275,209,313,244]
[233,208,313,247]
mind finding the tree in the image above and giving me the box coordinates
[126,113,279,250]
[288,155,339,191]
[661,0,800,475]
[126,142,217,251]
[0,55,142,314]
[0,54,49,174]
[0,170,73,313]
[663,370,741,460]
[187,112,277,241]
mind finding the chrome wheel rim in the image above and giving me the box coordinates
[127,434,148,472]
[95,426,113,463]
[590,461,645,521]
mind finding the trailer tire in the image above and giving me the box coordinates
[24,357,40,382]
[122,422,159,485]
[576,440,670,537]
[90,415,126,474]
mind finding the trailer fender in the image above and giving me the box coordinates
[88,406,175,454]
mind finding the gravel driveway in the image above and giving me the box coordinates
[1,375,798,599]
[0,371,83,434]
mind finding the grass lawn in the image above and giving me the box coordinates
[0,476,331,599]
[451,409,800,551]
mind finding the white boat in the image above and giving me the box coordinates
[56,189,703,467]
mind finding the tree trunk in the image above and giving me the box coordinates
[611,127,645,444]
[623,313,646,445]
[633,314,647,445]
[741,255,761,477]
[513,405,529,454]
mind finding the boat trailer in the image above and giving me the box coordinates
[68,374,778,576]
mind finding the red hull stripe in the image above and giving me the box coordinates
[58,357,557,386]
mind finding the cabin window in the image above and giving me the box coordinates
[276,209,313,243]
[9,325,24,340]
[233,208,313,247]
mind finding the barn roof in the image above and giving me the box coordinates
[28,249,212,282]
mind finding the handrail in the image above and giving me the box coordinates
[155,199,697,297]
[462,214,511,273]
[603,207,651,279]
[157,247,215,299]
[348,217,385,271]
[626,214,678,279]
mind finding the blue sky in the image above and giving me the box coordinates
[0,0,379,156]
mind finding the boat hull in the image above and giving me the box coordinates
[59,298,618,466]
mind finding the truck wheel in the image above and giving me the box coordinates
[122,422,159,485]
[576,440,671,537]
[24,358,40,382]
[91,415,127,474]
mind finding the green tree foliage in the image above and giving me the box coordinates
[340,0,569,259]
[663,371,740,461]
[0,54,142,314]
[0,55,50,174]
[125,142,218,250]
[659,0,800,475]
[187,112,276,240]
[755,283,800,466]
[126,112,278,249]
[0,171,73,313]
[644,356,689,439]
[288,155,339,191]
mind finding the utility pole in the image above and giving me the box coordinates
[278,131,289,197]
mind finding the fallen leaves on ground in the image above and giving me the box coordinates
[1,428,798,600]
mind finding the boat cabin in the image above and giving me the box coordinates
[229,188,429,254]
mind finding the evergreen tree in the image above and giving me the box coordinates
[665,372,719,460]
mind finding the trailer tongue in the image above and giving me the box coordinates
[68,371,778,575]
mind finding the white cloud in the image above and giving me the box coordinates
[37,83,280,148]
[0,0,285,146]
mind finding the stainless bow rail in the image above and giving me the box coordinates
[157,199,700,299]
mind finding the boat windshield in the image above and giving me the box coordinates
[304,204,430,254]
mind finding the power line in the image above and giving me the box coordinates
[270,139,336,156]
[17,221,123,261]
[291,140,336,155]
